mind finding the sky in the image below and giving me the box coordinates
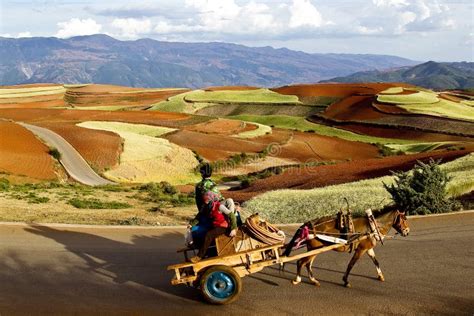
[0,0,473,61]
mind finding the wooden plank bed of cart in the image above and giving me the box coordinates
[167,230,372,305]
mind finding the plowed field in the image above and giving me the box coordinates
[0,121,57,180]
[36,122,122,172]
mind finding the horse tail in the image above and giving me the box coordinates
[282,224,305,257]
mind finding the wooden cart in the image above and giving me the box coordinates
[168,230,371,304]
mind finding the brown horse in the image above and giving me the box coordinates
[283,208,410,288]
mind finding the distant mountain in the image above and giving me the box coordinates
[0,34,419,88]
[322,61,474,90]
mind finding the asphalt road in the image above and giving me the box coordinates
[0,213,472,315]
[19,122,113,186]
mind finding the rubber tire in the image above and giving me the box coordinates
[199,265,242,305]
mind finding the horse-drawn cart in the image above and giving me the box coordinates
[168,214,373,305]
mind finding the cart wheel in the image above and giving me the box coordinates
[200,265,242,305]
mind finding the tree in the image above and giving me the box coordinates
[384,159,461,215]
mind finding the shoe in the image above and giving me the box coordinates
[189,256,201,263]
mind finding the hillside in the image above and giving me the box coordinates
[322,61,474,90]
[0,34,418,88]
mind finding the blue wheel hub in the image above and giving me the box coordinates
[204,271,235,300]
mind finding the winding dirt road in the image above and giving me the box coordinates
[0,213,472,315]
[19,122,114,186]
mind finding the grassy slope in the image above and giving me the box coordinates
[386,142,466,154]
[184,88,301,104]
[228,115,415,145]
[244,153,474,223]
[399,99,474,122]
[377,91,439,104]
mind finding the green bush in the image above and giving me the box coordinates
[384,159,461,215]
[48,148,61,160]
[0,178,10,191]
[139,181,193,206]
[68,198,131,209]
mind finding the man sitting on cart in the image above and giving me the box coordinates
[189,190,238,263]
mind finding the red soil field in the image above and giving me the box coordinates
[371,101,409,115]
[0,108,190,127]
[0,121,57,180]
[272,83,407,98]
[65,85,188,107]
[165,129,293,161]
[185,118,257,136]
[276,132,379,162]
[0,99,66,109]
[322,96,385,121]
[226,150,471,202]
[204,86,259,91]
[327,122,473,143]
[36,122,122,172]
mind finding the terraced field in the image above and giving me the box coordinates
[0,82,472,214]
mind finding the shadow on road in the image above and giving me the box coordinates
[23,225,203,304]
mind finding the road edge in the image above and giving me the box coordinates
[0,209,472,229]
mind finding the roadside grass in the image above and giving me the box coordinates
[68,198,131,209]
[244,153,474,223]
[228,115,416,145]
[234,122,272,139]
[377,91,439,104]
[78,121,198,185]
[0,181,196,225]
[399,99,474,122]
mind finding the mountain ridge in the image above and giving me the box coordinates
[0,34,419,88]
[321,61,474,90]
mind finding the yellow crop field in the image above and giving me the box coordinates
[78,121,198,184]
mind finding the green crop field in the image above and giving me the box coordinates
[386,142,466,154]
[461,100,474,106]
[228,115,416,145]
[244,153,474,223]
[78,121,197,185]
[0,86,66,98]
[399,99,474,122]
[379,87,404,94]
[377,91,439,104]
[184,88,301,104]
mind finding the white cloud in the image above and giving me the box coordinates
[55,18,102,38]
[289,0,323,28]
[152,0,324,40]
[359,0,455,35]
[0,32,32,38]
[111,18,152,38]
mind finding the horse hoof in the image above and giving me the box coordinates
[344,282,352,288]
[310,278,320,287]
[291,280,300,285]
[378,275,385,282]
